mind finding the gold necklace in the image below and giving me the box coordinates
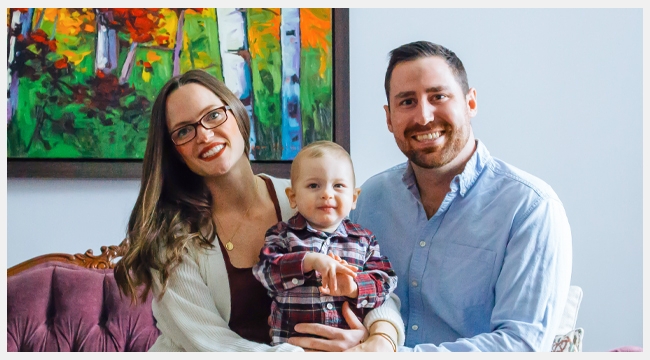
[214,177,258,251]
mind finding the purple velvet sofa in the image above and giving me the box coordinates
[7,242,160,351]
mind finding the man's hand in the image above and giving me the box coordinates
[287,301,367,352]
[303,252,357,295]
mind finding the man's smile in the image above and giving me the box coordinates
[414,131,443,142]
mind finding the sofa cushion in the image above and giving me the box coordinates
[551,328,583,352]
[7,261,160,351]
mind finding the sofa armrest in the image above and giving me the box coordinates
[7,239,160,352]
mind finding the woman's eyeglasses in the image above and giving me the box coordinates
[169,105,231,146]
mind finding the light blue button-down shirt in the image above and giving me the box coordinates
[350,140,572,351]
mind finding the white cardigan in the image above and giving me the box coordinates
[148,175,405,352]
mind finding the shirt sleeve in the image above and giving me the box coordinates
[353,234,398,310]
[252,225,310,294]
[401,197,572,352]
[151,248,303,352]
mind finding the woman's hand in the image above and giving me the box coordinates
[287,301,367,352]
[344,333,394,352]
[345,320,398,352]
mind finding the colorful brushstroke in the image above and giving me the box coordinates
[216,8,257,160]
[6,8,333,161]
[300,9,333,145]
[280,8,302,160]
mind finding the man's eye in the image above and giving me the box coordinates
[399,99,414,106]
[433,94,447,100]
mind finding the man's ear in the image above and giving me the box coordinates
[350,187,362,210]
[384,105,394,133]
[285,187,297,209]
[466,88,478,118]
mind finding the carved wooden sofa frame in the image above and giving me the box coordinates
[8,241,130,276]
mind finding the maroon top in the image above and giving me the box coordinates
[217,175,283,345]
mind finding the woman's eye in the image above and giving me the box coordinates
[206,110,221,122]
[176,127,191,138]
[203,109,225,124]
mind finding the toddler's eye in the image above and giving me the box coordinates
[307,183,318,189]
[334,183,345,188]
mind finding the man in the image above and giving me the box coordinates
[349,41,572,351]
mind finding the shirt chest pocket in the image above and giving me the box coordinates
[439,243,496,309]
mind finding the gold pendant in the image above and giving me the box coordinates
[225,241,234,251]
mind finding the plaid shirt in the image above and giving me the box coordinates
[253,212,398,345]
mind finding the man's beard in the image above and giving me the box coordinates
[399,122,470,169]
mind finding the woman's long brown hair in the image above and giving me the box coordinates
[114,70,251,304]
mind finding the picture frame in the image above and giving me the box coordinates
[7,8,349,179]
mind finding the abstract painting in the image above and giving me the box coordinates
[7,8,344,174]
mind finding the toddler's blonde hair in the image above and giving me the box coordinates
[290,141,356,187]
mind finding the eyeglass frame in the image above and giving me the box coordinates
[169,105,232,146]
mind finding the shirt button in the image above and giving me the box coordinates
[412,324,419,331]
[419,241,426,247]
[291,278,299,285]
[326,303,334,310]
[361,299,368,306]
[411,281,418,287]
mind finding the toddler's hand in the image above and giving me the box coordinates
[319,271,359,298]
[304,252,357,294]
[327,252,351,266]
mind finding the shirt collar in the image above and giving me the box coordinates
[401,139,491,197]
[287,212,361,237]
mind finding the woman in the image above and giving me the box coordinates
[114,69,404,352]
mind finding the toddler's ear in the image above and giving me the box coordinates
[285,187,298,209]
[350,188,362,210]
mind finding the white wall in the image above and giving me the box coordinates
[5,7,643,352]
[7,179,140,265]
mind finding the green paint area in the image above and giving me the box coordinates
[8,28,151,159]
[301,44,333,145]
[181,10,223,80]
[248,9,283,160]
